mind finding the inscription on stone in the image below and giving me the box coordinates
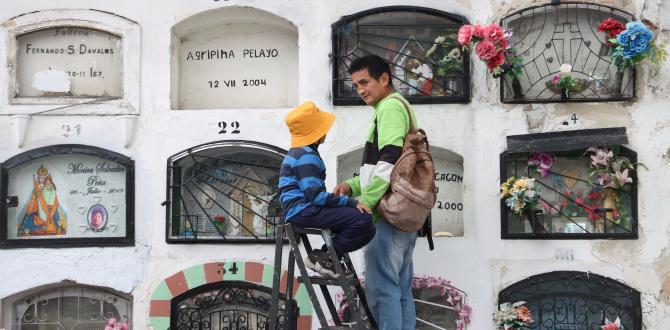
[177,22,298,109]
[16,27,123,98]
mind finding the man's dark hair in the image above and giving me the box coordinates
[347,54,393,87]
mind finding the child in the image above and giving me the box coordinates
[279,101,375,278]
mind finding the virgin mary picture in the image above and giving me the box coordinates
[16,165,68,237]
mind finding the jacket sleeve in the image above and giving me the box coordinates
[296,153,358,208]
[359,99,409,209]
[346,175,361,198]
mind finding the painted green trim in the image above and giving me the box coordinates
[183,264,206,289]
[151,281,173,300]
[149,316,170,330]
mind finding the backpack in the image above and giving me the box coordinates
[376,97,437,233]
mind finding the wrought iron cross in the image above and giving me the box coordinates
[553,23,582,65]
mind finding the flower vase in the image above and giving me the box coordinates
[561,88,569,100]
[603,188,619,223]
[524,104,547,133]
[512,77,523,99]
[611,70,624,97]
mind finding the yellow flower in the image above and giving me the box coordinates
[500,184,510,198]
[506,177,516,185]
[513,178,527,192]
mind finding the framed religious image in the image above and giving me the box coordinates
[500,128,638,239]
[332,6,470,105]
[0,145,134,248]
[166,140,285,243]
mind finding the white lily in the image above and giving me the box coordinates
[559,63,572,73]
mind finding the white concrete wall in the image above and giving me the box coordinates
[0,0,669,329]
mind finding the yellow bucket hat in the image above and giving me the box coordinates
[285,101,335,148]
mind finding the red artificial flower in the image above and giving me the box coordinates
[214,215,226,223]
[476,40,498,60]
[483,23,505,43]
[487,51,506,70]
[598,18,625,38]
[458,25,475,45]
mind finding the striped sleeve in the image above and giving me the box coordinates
[295,153,358,208]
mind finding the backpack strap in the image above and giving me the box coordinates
[389,96,416,134]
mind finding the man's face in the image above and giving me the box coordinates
[351,69,390,106]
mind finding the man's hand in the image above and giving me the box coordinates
[356,202,373,214]
[333,182,352,196]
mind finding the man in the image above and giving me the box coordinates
[333,54,418,330]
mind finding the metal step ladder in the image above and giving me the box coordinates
[268,223,375,330]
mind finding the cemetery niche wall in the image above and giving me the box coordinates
[332,6,470,105]
[2,9,140,114]
[170,7,298,109]
[0,145,134,248]
[1,284,132,329]
[500,128,638,239]
[337,146,464,237]
[166,141,285,243]
[500,3,635,103]
[498,271,641,330]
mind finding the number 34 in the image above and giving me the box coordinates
[218,121,240,134]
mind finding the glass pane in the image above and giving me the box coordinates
[16,27,123,98]
[503,149,636,237]
[501,3,635,102]
[334,9,468,103]
[169,143,284,241]
[7,154,129,240]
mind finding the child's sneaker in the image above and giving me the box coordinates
[304,249,354,278]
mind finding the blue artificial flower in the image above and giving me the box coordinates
[616,21,654,59]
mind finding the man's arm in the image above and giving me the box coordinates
[359,99,408,209]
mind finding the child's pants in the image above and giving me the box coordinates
[287,205,375,256]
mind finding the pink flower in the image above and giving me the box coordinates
[528,152,555,178]
[591,148,614,167]
[473,25,485,39]
[601,317,622,330]
[551,74,561,85]
[607,169,633,188]
[475,40,498,60]
[487,51,506,70]
[516,306,534,323]
[458,25,474,45]
[597,172,613,187]
[483,24,505,42]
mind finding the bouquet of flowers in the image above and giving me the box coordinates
[586,146,646,190]
[494,301,533,329]
[602,317,623,330]
[598,19,667,70]
[458,23,523,80]
[551,64,577,89]
[500,176,539,216]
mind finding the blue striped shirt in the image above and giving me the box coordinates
[279,146,357,220]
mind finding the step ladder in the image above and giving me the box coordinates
[268,223,376,330]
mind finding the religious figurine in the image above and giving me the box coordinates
[407,58,433,96]
[17,165,67,236]
[250,192,276,236]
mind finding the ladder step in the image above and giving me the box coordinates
[298,275,362,286]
